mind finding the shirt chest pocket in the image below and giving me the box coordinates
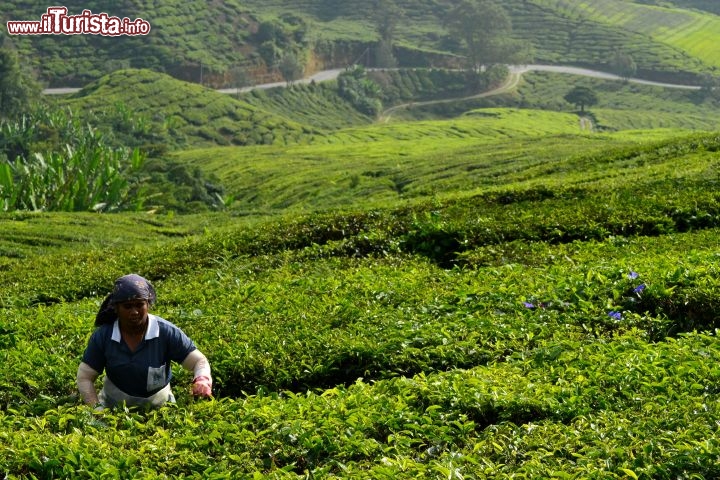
[147,364,166,392]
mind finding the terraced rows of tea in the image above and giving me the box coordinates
[547,0,720,69]
[5,0,720,475]
[2,127,720,477]
[8,0,719,87]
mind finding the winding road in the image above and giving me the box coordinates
[378,64,701,122]
[42,64,702,96]
[43,64,701,133]
[42,68,347,95]
[510,64,700,90]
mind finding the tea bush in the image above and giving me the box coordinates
[3,330,720,477]
[4,225,720,477]
[3,93,720,478]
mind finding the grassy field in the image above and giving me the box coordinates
[61,69,322,149]
[6,71,720,476]
[4,0,718,85]
[510,71,720,131]
[545,0,720,69]
[171,115,682,213]
[4,2,720,475]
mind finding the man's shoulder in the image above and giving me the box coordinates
[151,314,184,334]
[87,322,114,350]
[93,322,114,337]
[149,314,195,353]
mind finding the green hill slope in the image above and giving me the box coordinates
[160,63,720,213]
[173,109,580,210]
[3,128,720,476]
[235,82,374,130]
[546,0,720,70]
[376,69,720,128]
[60,65,720,153]
[173,114,703,213]
[4,0,718,86]
[510,71,720,131]
[61,69,321,148]
[505,0,708,78]
[3,0,256,86]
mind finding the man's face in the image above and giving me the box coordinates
[115,299,149,328]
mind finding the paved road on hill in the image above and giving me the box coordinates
[379,67,524,121]
[511,64,700,90]
[42,68,347,95]
[215,68,346,94]
[42,64,702,96]
[378,64,703,122]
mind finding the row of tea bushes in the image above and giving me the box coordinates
[1,331,719,477]
[4,226,720,405]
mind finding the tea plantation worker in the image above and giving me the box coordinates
[76,273,213,408]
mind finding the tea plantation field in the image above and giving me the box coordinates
[2,122,720,477]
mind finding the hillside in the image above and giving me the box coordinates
[58,66,516,149]
[541,0,720,71]
[505,0,709,80]
[510,71,720,131]
[61,69,323,149]
[59,64,720,150]
[166,65,719,213]
[49,61,720,215]
[4,0,719,86]
[171,112,678,212]
[3,0,256,86]
[3,128,720,475]
[5,1,720,477]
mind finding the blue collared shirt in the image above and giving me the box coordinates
[82,314,196,397]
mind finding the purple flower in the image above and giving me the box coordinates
[523,302,535,309]
[633,284,646,294]
[628,271,639,280]
[608,311,622,320]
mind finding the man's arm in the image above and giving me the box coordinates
[181,349,212,397]
[76,361,100,405]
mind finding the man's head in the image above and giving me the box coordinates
[111,274,156,306]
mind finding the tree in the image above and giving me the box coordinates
[610,51,637,80]
[564,86,598,112]
[337,66,382,116]
[0,49,40,121]
[372,0,403,67]
[258,41,282,68]
[278,52,304,83]
[255,20,290,47]
[699,72,720,100]
[373,0,402,43]
[444,0,524,71]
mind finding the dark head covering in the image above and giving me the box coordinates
[95,274,156,326]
